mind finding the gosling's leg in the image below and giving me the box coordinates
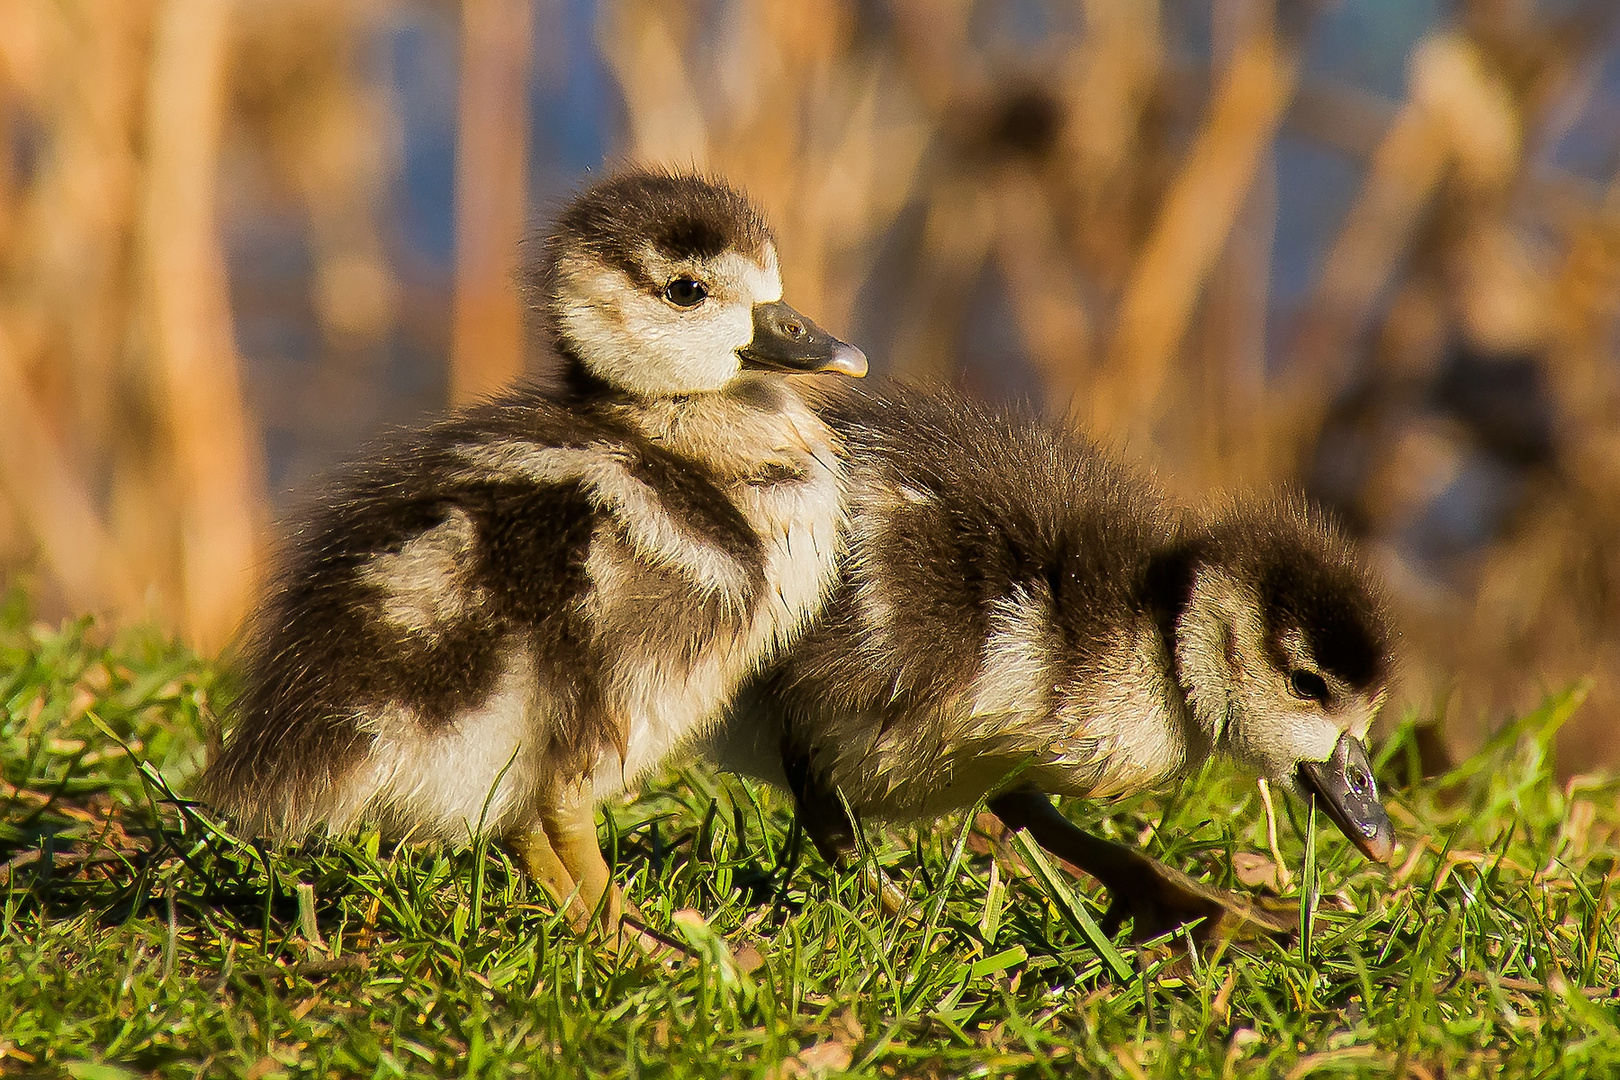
[508,823,588,926]
[781,740,858,864]
[507,785,664,956]
[538,778,671,956]
[541,777,620,934]
[781,751,909,917]
[504,777,609,934]
[989,788,1295,944]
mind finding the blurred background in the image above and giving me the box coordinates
[1,0,1618,767]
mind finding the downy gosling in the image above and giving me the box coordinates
[200,170,866,938]
[708,385,1395,942]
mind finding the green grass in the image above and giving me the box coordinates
[2,601,1618,1079]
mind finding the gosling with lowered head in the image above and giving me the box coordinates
[708,385,1395,942]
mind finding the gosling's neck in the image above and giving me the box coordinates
[553,342,625,406]
[1171,562,1270,763]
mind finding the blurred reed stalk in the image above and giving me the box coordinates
[140,0,261,653]
[1085,1,1299,451]
[0,0,261,652]
[450,0,534,405]
[0,322,141,617]
[0,0,410,652]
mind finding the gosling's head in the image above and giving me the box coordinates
[540,169,866,397]
[1174,494,1397,861]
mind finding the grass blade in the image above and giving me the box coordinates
[1299,797,1318,966]
[1010,830,1132,982]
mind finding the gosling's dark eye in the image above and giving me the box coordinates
[664,277,708,308]
[1289,669,1330,703]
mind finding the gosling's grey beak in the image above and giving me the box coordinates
[737,300,867,377]
[1298,731,1395,863]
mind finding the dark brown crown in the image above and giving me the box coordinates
[544,169,773,292]
[1203,494,1395,693]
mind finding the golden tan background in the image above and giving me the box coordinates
[2,0,1618,767]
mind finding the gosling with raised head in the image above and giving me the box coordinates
[200,170,867,937]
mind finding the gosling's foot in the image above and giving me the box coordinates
[507,801,664,959]
[1097,854,1296,944]
[989,788,1295,946]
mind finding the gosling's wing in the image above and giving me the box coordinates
[200,387,768,839]
[198,394,597,836]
